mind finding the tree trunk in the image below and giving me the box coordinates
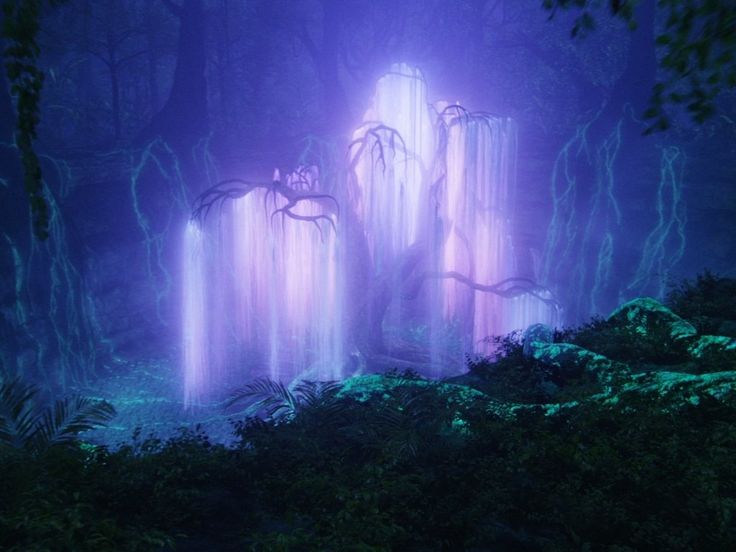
[0,59,14,143]
[138,0,208,152]
[546,1,660,320]
[317,0,351,136]
[146,27,160,115]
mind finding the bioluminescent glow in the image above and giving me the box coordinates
[350,64,435,274]
[349,65,557,359]
[182,177,344,404]
[228,188,344,383]
[438,111,519,354]
[182,221,208,405]
[183,64,558,403]
[626,146,686,298]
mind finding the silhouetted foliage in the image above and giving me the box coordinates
[227,378,344,422]
[543,0,736,132]
[567,315,691,366]
[667,270,736,335]
[4,277,736,549]
[0,376,115,453]
[1,0,67,240]
[466,333,556,403]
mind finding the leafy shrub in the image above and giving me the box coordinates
[0,377,115,453]
[465,332,553,402]
[667,270,736,335]
[567,316,690,366]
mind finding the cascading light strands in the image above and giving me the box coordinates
[182,221,208,405]
[436,110,555,354]
[182,176,343,405]
[350,63,435,274]
[348,66,558,359]
[229,188,343,384]
[182,64,558,403]
[439,113,516,353]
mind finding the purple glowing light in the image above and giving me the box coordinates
[439,113,517,353]
[350,64,435,273]
[183,179,343,405]
[229,188,343,382]
[182,221,208,405]
[182,63,558,403]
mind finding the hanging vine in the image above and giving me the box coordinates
[1,0,66,240]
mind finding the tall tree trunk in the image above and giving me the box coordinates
[0,59,14,143]
[146,27,160,115]
[318,0,351,136]
[138,0,208,154]
[545,1,661,320]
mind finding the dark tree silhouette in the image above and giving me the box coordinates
[544,0,736,132]
[0,0,64,240]
[82,0,149,141]
[138,0,208,151]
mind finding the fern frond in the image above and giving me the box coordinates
[0,378,42,449]
[35,396,116,450]
[227,378,298,420]
[294,380,341,408]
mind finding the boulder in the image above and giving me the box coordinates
[607,297,697,344]
[519,297,736,412]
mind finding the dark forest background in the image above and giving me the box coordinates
[1,0,734,391]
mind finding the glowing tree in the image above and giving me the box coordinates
[182,64,558,404]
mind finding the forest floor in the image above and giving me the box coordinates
[77,355,246,447]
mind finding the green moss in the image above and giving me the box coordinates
[5,276,736,549]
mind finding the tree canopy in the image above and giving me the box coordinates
[544,0,736,132]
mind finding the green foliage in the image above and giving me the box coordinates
[567,315,691,366]
[226,377,344,422]
[0,381,172,551]
[0,377,38,449]
[4,277,736,549]
[0,0,66,240]
[0,377,115,453]
[666,270,736,334]
[466,332,609,403]
[4,375,736,549]
[543,0,736,132]
[547,273,736,376]
[646,0,736,132]
[0,441,177,550]
[466,332,556,403]
[542,0,637,38]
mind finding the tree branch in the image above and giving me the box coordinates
[191,176,340,241]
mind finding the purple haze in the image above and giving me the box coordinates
[183,64,558,404]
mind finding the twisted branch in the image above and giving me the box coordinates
[404,271,561,309]
[348,123,417,173]
[191,177,340,241]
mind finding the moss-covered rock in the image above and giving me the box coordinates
[608,297,698,343]
[337,373,487,405]
[616,370,736,404]
[517,297,736,414]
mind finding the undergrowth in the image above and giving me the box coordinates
[2,272,735,550]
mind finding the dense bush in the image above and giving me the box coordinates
[666,270,736,335]
[2,274,736,550]
[3,384,735,550]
